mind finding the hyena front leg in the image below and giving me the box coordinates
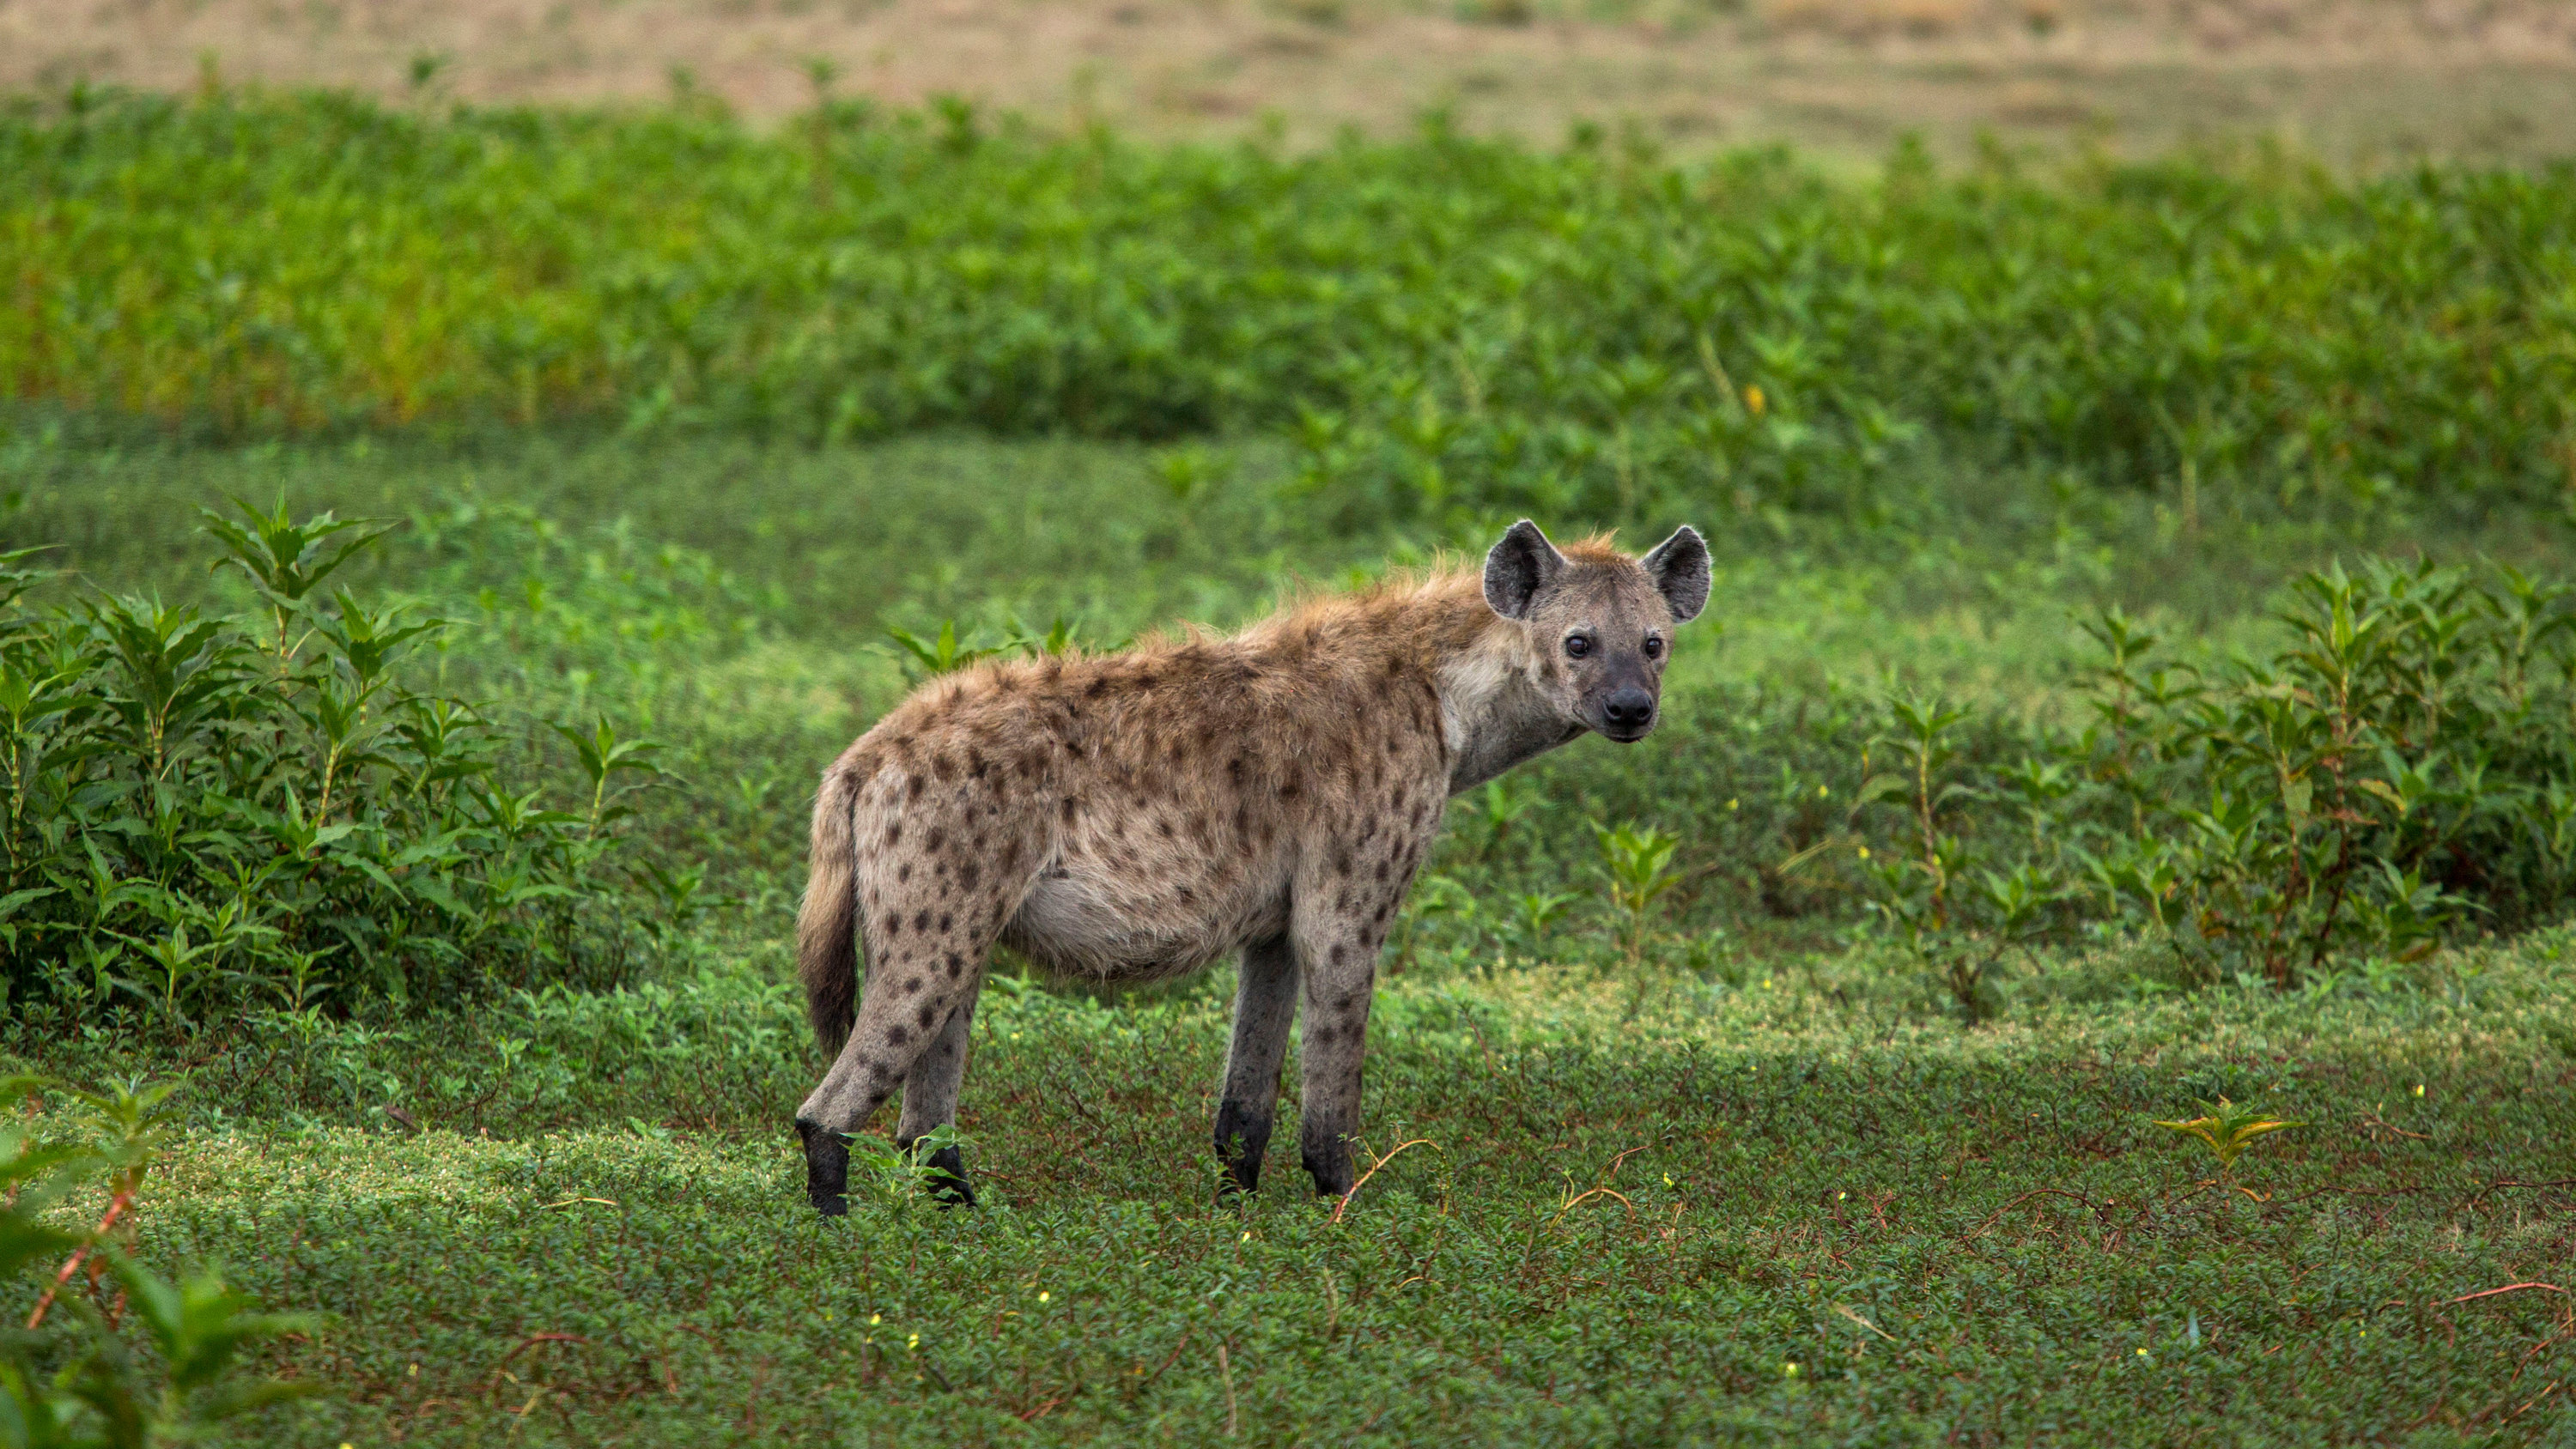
[1291,887,1399,1199]
[1213,934,1297,1197]
[895,993,979,1206]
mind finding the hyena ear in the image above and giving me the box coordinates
[1483,519,1566,621]
[1640,524,1710,623]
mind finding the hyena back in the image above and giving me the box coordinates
[793,519,1710,1214]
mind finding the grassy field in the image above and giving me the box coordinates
[38,937,2576,1445]
[7,419,2575,1443]
[5,84,2576,1446]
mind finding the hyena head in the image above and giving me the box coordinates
[1481,518,1710,743]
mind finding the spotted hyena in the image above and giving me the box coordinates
[793,519,1710,1213]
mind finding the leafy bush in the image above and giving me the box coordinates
[5,93,2575,525]
[1,1075,313,1446]
[0,500,660,1029]
[1862,558,2576,998]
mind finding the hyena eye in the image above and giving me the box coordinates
[1643,636,1664,658]
[1564,634,1592,659]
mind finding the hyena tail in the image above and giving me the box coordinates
[797,763,865,1056]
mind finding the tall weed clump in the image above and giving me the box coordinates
[1,1074,315,1442]
[0,500,659,1031]
[4,94,2575,522]
[2077,558,2576,986]
[1858,558,2576,997]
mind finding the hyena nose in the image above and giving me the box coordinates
[1604,688,1656,731]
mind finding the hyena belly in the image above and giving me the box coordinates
[1002,792,1297,985]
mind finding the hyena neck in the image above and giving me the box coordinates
[1434,611,1578,795]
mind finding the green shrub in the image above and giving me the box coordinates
[0,1074,314,1446]
[0,500,659,1029]
[5,93,2575,525]
[2075,558,2576,985]
[1856,557,2576,995]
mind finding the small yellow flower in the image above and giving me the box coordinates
[1746,385,1767,415]
[1781,1361,1799,1377]
[2413,1083,2426,1097]
[1727,797,1739,810]
[2136,1348,2149,1357]
[1856,846,1870,860]
[1817,784,1829,797]
[1837,1191,1846,1200]
[1663,1173,1674,1187]
[908,1333,920,1350]
[1241,1230,1252,1242]
[1761,977,1773,989]
[868,1313,881,1326]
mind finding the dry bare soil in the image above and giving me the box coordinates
[6,0,2576,161]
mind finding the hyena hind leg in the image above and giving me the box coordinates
[896,995,980,1207]
[798,914,997,1216]
[1213,934,1297,1197]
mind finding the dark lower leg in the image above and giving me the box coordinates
[1214,936,1297,1197]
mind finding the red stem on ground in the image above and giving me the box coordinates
[27,1179,136,1331]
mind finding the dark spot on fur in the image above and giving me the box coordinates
[1329,943,1346,965]
[903,976,921,994]
[888,1025,911,1046]
[897,863,912,882]
[914,910,932,931]
[960,862,981,891]
[1061,796,1079,822]
[938,912,952,932]
[885,822,902,846]
[1311,1026,1335,1046]
[945,952,964,976]
[906,776,925,800]
[927,828,947,852]
[916,1003,938,1029]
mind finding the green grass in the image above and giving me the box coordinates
[19,935,2576,1445]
